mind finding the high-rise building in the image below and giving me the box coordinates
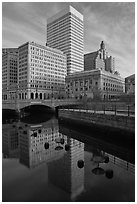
[84,41,115,73]
[2,42,67,101]
[17,41,67,100]
[47,5,84,75]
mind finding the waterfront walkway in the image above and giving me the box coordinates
[65,108,135,117]
[58,108,135,133]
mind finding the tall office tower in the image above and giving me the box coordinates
[18,41,67,100]
[2,51,18,100]
[47,5,84,75]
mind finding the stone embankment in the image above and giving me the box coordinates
[58,109,135,133]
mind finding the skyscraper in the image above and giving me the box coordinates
[47,5,84,75]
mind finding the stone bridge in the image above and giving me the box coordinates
[2,99,81,111]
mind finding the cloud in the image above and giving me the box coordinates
[82,2,135,77]
[2,2,135,78]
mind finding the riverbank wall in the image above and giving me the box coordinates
[58,109,135,133]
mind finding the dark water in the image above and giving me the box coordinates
[2,113,135,202]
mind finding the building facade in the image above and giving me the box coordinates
[18,41,67,100]
[2,41,67,101]
[84,41,115,73]
[2,48,18,55]
[125,74,135,94]
[2,52,18,100]
[47,5,84,75]
[66,69,125,100]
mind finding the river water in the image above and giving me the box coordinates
[2,113,135,202]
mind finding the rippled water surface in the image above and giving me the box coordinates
[2,114,135,202]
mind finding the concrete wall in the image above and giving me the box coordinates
[58,109,135,133]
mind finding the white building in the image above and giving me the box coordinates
[17,41,67,100]
[47,5,84,75]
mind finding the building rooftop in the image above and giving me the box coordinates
[84,51,98,60]
[125,74,135,80]
[47,5,83,25]
[2,48,18,55]
[18,41,66,56]
[66,69,124,80]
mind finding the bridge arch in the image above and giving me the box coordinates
[20,104,55,114]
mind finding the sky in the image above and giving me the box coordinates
[2,2,135,78]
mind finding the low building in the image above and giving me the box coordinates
[66,69,125,100]
[125,74,135,94]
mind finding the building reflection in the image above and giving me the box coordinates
[47,136,85,201]
[59,125,135,175]
[19,119,67,168]
[7,118,85,200]
[2,116,134,201]
[2,123,19,158]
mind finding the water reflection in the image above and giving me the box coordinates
[3,123,19,158]
[2,117,85,201]
[2,115,135,202]
[48,137,85,201]
[19,119,66,168]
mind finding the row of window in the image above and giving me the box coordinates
[30,46,65,58]
[47,13,83,32]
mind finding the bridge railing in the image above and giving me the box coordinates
[2,98,81,103]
